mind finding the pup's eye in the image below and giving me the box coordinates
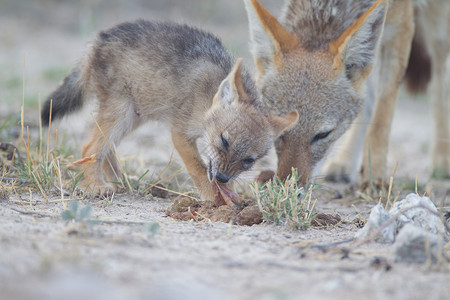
[243,157,255,165]
[311,130,333,144]
[221,133,229,150]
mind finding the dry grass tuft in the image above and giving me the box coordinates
[251,169,316,229]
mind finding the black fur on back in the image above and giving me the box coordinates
[41,68,84,126]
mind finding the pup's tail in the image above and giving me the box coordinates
[41,67,86,126]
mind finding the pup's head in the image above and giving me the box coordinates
[204,58,298,184]
[245,0,387,184]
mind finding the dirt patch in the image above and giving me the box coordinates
[166,196,343,227]
[1,191,449,300]
[166,196,263,226]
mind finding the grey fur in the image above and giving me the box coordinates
[88,21,262,117]
[280,0,375,50]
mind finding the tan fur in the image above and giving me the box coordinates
[413,0,450,178]
[83,58,296,199]
[361,0,415,185]
[45,22,298,199]
[246,0,450,186]
[327,0,450,185]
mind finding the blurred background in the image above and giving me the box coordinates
[0,0,280,115]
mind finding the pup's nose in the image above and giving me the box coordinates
[215,172,229,184]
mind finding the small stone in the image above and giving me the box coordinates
[165,196,201,221]
[312,213,341,227]
[355,204,396,243]
[235,205,263,226]
[394,224,446,264]
[207,205,234,223]
[370,256,392,271]
[389,193,445,236]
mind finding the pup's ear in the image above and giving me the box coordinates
[329,0,388,81]
[214,58,249,106]
[244,0,299,78]
[269,109,299,137]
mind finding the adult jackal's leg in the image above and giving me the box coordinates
[416,0,450,178]
[361,0,414,188]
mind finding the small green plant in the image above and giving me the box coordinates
[0,113,20,136]
[17,155,57,194]
[251,169,316,229]
[68,170,84,193]
[61,200,97,225]
[142,222,160,237]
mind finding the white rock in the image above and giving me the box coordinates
[394,223,446,264]
[389,193,445,236]
[355,204,396,243]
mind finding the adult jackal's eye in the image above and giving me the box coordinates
[242,157,255,170]
[243,157,255,165]
[221,133,229,150]
[311,130,333,144]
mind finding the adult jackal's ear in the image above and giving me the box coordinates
[214,58,250,106]
[329,0,388,82]
[244,0,299,78]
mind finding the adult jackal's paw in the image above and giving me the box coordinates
[358,178,390,197]
[431,167,450,180]
[323,162,353,183]
[256,170,275,184]
[431,154,450,179]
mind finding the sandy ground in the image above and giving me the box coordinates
[1,1,450,300]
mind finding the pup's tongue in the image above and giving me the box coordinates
[212,180,241,209]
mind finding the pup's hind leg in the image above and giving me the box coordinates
[82,98,140,195]
[81,125,114,195]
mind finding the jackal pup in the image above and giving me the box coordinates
[42,20,298,200]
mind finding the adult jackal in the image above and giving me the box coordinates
[244,0,449,186]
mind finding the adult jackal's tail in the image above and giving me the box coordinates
[41,67,85,126]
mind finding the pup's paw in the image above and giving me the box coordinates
[87,182,117,197]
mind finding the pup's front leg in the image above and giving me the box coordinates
[171,130,213,201]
